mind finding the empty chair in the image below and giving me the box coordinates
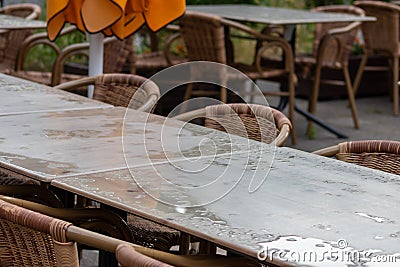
[0,3,41,74]
[296,5,364,133]
[175,11,297,144]
[173,103,292,147]
[132,26,188,77]
[353,1,400,115]
[55,73,160,112]
[0,197,174,267]
[0,196,261,266]
[313,140,400,174]
[12,28,134,94]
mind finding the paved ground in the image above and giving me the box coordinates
[286,95,399,152]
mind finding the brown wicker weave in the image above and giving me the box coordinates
[55,73,160,112]
[0,197,259,267]
[11,29,134,94]
[0,198,178,267]
[353,1,400,115]
[296,5,363,134]
[126,215,181,252]
[0,171,39,185]
[0,199,79,267]
[313,140,400,175]
[0,3,41,74]
[174,103,292,147]
[176,11,297,144]
[0,188,181,254]
[0,189,133,242]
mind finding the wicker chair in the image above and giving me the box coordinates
[173,103,292,147]
[54,73,160,112]
[174,11,297,144]
[0,196,261,267]
[0,3,41,74]
[295,5,364,133]
[132,25,188,77]
[0,197,174,267]
[0,184,181,254]
[0,186,133,242]
[11,27,134,95]
[353,1,400,115]
[313,140,400,175]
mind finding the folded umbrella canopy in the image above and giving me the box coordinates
[46,0,185,97]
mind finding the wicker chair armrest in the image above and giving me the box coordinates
[165,24,180,32]
[16,39,61,71]
[137,94,159,113]
[275,124,291,147]
[0,195,133,242]
[51,36,117,85]
[221,18,289,44]
[312,145,340,157]
[254,38,294,75]
[16,26,79,72]
[54,76,95,90]
[327,21,362,36]
[172,108,206,122]
[0,3,41,20]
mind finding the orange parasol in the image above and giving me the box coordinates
[46,0,185,97]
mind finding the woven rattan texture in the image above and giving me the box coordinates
[92,74,159,108]
[336,140,400,175]
[205,104,291,144]
[127,215,180,252]
[179,13,226,63]
[0,200,78,267]
[354,1,400,57]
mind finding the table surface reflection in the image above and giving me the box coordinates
[0,14,46,29]
[0,107,261,182]
[0,74,111,116]
[187,4,376,25]
[52,145,400,266]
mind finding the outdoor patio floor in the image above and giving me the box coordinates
[288,95,399,152]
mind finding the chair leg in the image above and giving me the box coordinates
[288,74,297,145]
[392,56,399,116]
[307,66,322,134]
[178,232,191,255]
[180,83,194,113]
[353,53,368,96]
[343,67,360,129]
[220,86,227,103]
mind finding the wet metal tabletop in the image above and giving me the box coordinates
[187,4,376,25]
[0,14,46,29]
[52,146,400,266]
[0,74,112,116]
[0,107,258,182]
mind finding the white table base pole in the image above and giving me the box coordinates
[88,33,104,98]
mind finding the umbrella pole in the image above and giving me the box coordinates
[88,33,104,98]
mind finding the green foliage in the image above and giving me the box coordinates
[304,0,346,9]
